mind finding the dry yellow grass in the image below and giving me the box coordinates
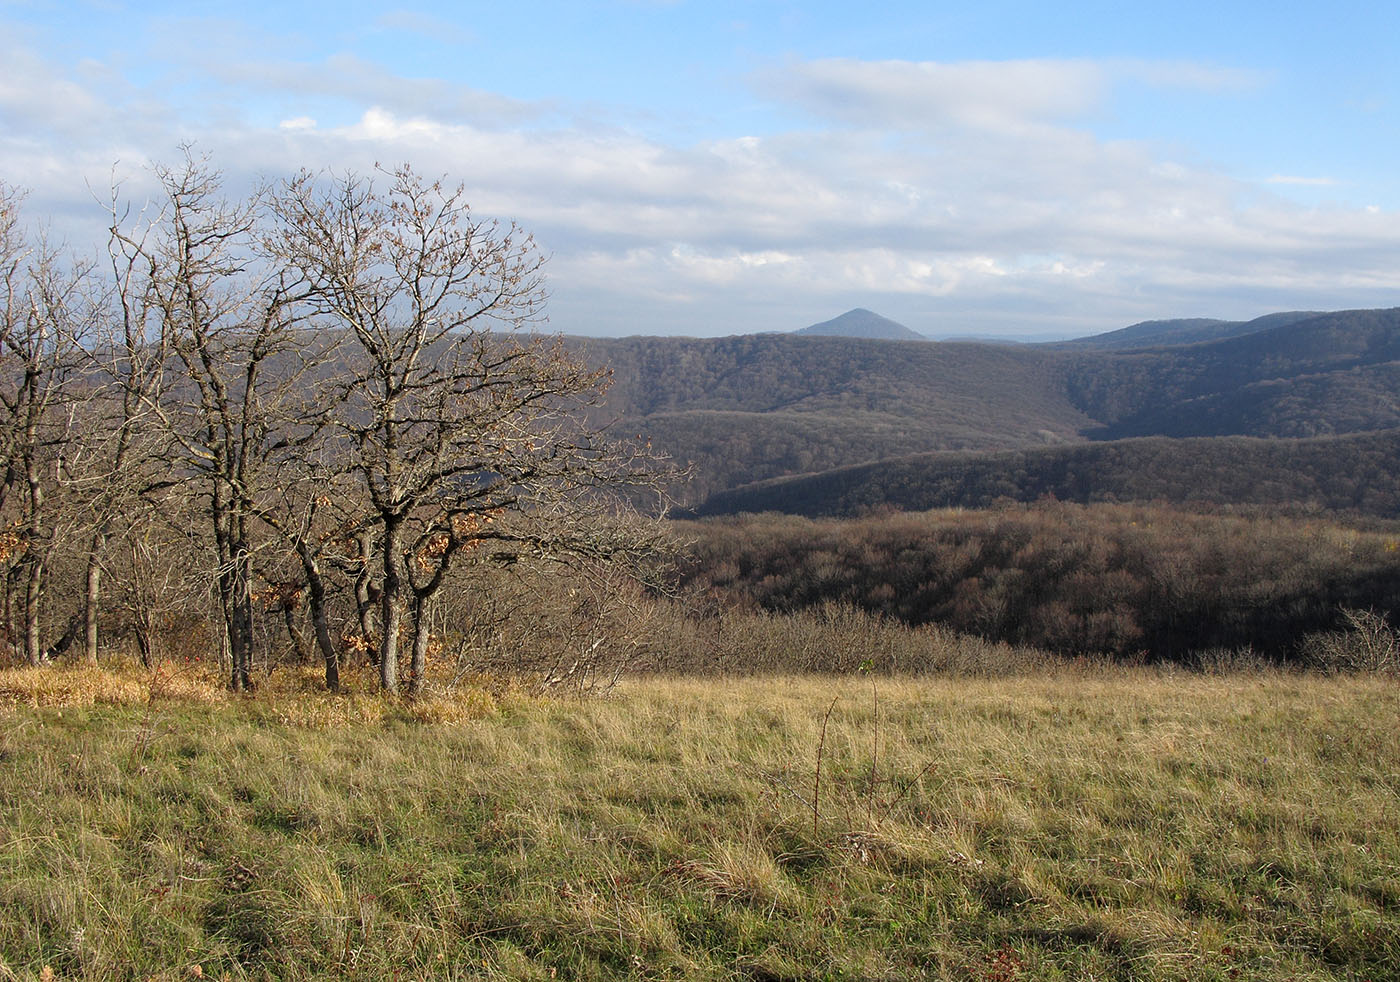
[0,659,223,707]
[1,662,1396,979]
[0,658,503,727]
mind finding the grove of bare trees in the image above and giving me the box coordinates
[0,154,673,694]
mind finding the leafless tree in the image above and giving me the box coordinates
[110,152,322,690]
[250,446,362,690]
[56,183,187,665]
[271,166,671,695]
[0,159,674,691]
[0,184,98,663]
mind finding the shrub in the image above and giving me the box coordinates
[1301,608,1399,674]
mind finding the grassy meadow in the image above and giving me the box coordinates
[1,662,1397,980]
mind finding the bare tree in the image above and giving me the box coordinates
[59,184,185,665]
[0,184,97,663]
[0,159,672,690]
[111,153,319,690]
[271,167,670,695]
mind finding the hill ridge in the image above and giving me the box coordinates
[571,306,1400,508]
[1057,310,1324,350]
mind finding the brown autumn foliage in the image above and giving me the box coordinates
[677,501,1400,662]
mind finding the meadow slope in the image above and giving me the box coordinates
[1,668,1397,980]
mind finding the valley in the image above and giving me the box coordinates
[575,307,1400,515]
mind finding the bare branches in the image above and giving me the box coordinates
[0,183,103,663]
[102,153,331,689]
[0,157,675,694]
[270,166,668,694]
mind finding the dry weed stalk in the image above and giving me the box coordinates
[812,695,838,837]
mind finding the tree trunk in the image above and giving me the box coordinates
[23,452,43,665]
[354,529,379,658]
[378,516,403,694]
[212,481,255,691]
[23,556,41,666]
[299,549,339,692]
[407,594,431,698]
[228,546,255,691]
[133,609,154,666]
[2,563,15,660]
[282,603,308,661]
[83,531,103,664]
[128,538,155,666]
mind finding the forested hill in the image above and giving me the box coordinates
[573,307,1400,506]
[1060,308,1400,438]
[574,333,1092,499]
[1052,310,1321,350]
[579,333,1080,422]
[688,429,1400,519]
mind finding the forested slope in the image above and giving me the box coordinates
[576,308,1400,508]
[1054,310,1320,350]
[576,334,1092,499]
[691,430,1400,518]
[680,502,1400,659]
[1062,308,1400,436]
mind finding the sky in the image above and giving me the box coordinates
[3,1,1399,339]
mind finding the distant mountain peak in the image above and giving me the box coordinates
[796,308,926,341]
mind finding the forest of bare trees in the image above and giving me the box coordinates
[0,154,672,694]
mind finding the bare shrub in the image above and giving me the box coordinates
[647,599,1055,677]
[1301,608,1398,675]
[1187,646,1277,675]
[439,564,671,694]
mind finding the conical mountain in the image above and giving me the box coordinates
[795,308,926,341]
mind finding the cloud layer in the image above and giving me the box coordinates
[1,31,1397,338]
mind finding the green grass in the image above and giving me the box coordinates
[1,671,1397,980]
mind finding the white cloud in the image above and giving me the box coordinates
[0,41,1397,337]
[1113,59,1263,93]
[209,52,547,126]
[761,57,1106,134]
[0,42,111,135]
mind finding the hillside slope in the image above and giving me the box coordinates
[690,429,1400,518]
[576,333,1093,499]
[1056,310,1321,350]
[1062,308,1400,435]
[573,307,1400,506]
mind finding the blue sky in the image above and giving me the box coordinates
[3,0,1399,338]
